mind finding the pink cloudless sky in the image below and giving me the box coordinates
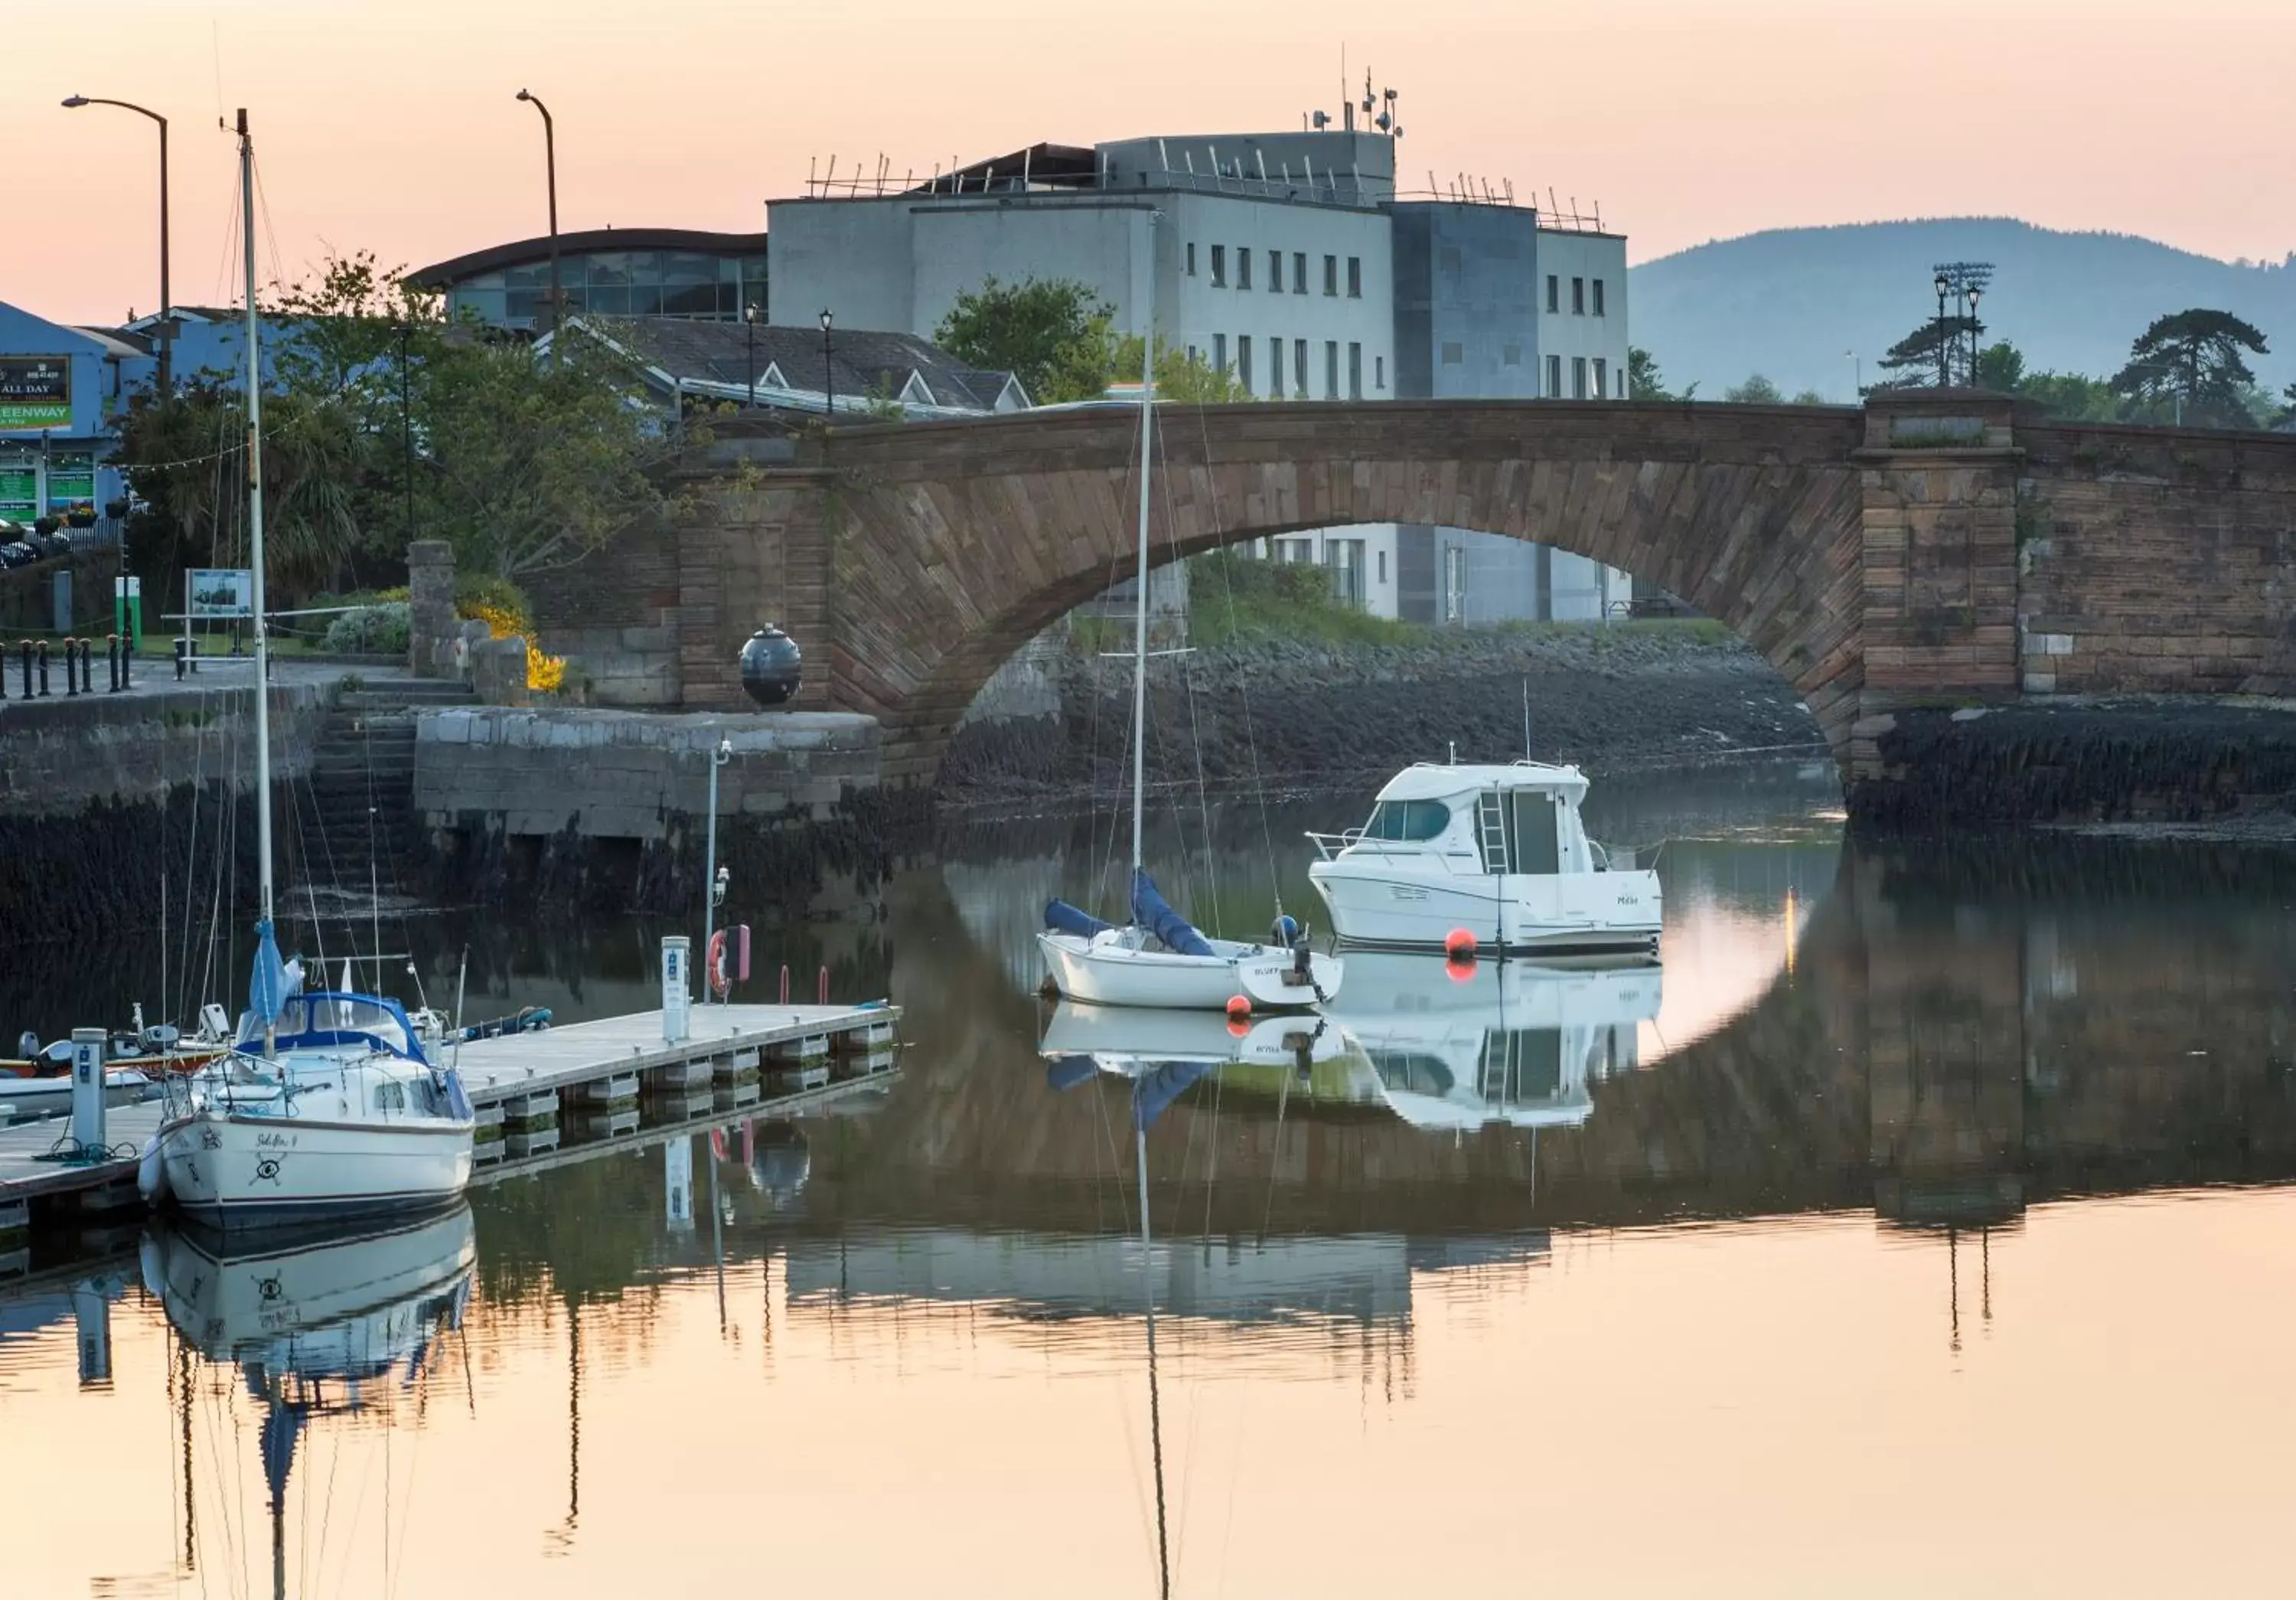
[6,0,2291,325]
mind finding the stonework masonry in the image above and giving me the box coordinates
[413,706,882,841]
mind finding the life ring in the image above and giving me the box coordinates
[706,929,731,998]
[709,1127,729,1162]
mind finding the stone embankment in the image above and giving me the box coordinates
[941,625,1823,805]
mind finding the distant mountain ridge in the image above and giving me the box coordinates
[1627,217,2296,402]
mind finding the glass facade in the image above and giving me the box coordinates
[444,250,769,329]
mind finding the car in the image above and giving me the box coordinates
[0,542,36,570]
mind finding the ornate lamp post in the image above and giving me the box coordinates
[1965,286,1984,387]
[744,303,762,408]
[1933,273,1952,388]
[819,309,835,418]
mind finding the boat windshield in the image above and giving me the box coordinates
[1362,799,1452,842]
[236,994,426,1063]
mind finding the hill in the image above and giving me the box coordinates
[1628,218,2296,401]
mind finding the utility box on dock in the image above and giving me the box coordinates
[661,937,691,1044]
[70,1027,106,1150]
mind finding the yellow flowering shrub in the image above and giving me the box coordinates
[460,595,567,695]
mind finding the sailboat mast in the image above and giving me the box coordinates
[238,109,274,926]
[1127,244,1156,878]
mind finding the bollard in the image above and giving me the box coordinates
[35,640,50,697]
[173,636,188,682]
[64,638,80,695]
[78,638,93,694]
[117,633,129,690]
[18,640,31,698]
[818,965,829,1005]
[106,635,119,692]
[778,964,790,1005]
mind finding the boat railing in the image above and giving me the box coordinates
[1306,828,1433,860]
[1306,828,1363,860]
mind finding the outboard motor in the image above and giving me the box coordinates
[1290,920,1314,981]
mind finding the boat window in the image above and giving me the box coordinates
[1362,800,1451,842]
[373,1079,407,1113]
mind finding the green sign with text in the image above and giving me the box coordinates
[0,356,71,430]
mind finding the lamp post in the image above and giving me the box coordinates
[1965,286,1984,387]
[1844,348,1861,400]
[1933,273,1951,388]
[396,322,416,545]
[703,736,732,1002]
[514,89,561,364]
[743,303,762,409]
[62,95,170,395]
[819,309,835,418]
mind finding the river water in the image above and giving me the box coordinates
[6,759,2296,1598]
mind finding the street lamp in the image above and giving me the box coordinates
[62,95,171,395]
[703,735,732,1001]
[743,303,763,409]
[1965,286,1984,387]
[1844,348,1861,400]
[1933,273,1952,388]
[514,89,561,364]
[819,309,835,418]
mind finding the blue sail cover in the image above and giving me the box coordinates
[1132,1060,1212,1130]
[1045,1055,1101,1092]
[1131,869,1214,956]
[247,919,290,1027]
[1045,900,1115,939]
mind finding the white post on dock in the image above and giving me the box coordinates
[661,936,692,1045]
[70,1027,106,1151]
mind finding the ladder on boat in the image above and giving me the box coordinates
[1476,792,1509,876]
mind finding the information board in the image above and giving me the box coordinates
[45,451,94,518]
[188,567,254,618]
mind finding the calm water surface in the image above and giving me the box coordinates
[7,760,2296,1598]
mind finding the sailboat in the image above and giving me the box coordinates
[1037,320,1342,1011]
[142,110,475,1227]
[141,1205,477,1600]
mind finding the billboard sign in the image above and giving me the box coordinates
[0,357,71,431]
[188,568,254,619]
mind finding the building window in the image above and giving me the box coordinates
[1280,537,1314,563]
[1269,250,1283,292]
[1573,356,1588,398]
[1348,341,1362,399]
[1377,548,1388,584]
[1238,335,1254,392]
[1293,252,1307,294]
[1547,354,1562,397]
[1443,546,1466,623]
[1593,357,1608,397]
[1375,354,1385,390]
[1326,537,1366,609]
[1186,242,1197,277]
[1237,249,1252,290]
[1323,255,1339,296]
[1326,340,1339,398]
[1294,338,1308,395]
[1211,245,1226,287]
[1572,277,1586,315]
[1346,256,1362,298]
[1546,274,1559,313]
[1214,332,1228,374]
[1592,279,1606,317]
[1269,336,1283,397]
[1502,343,1522,367]
[1440,341,1465,366]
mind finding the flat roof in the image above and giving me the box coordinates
[406,227,767,289]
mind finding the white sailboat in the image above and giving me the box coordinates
[1036,292,1342,1011]
[142,110,475,1229]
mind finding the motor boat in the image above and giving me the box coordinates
[1321,949,1663,1130]
[1307,762,1662,955]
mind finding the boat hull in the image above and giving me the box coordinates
[1309,860,1662,954]
[158,1109,474,1229]
[1038,932,1340,1011]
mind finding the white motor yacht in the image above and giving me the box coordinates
[1308,762,1662,955]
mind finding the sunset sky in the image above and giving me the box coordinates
[7,0,2292,326]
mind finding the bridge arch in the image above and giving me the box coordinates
[807,400,1870,778]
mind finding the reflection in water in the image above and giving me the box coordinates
[12,766,2296,1594]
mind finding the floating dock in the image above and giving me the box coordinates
[0,1001,900,1244]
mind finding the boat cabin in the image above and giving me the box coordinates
[1319,762,1612,877]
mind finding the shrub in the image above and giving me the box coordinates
[324,602,411,655]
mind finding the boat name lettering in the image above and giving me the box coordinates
[256,1131,297,1148]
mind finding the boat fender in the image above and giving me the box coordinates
[136,1135,170,1203]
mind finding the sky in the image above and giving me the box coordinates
[7,0,2294,326]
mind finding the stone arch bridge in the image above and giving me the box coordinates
[542,391,2296,792]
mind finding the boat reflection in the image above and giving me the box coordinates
[1324,952,1662,1129]
[139,1207,477,1600]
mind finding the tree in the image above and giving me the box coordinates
[1722,374,1782,404]
[1789,388,1829,407]
[2277,384,2296,430]
[1628,346,1672,401]
[2017,370,2122,423]
[1873,315,1983,388]
[1107,334,1250,403]
[2110,309,2271,428]
[1973,341,2027,393]
[934,276,1114,403]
